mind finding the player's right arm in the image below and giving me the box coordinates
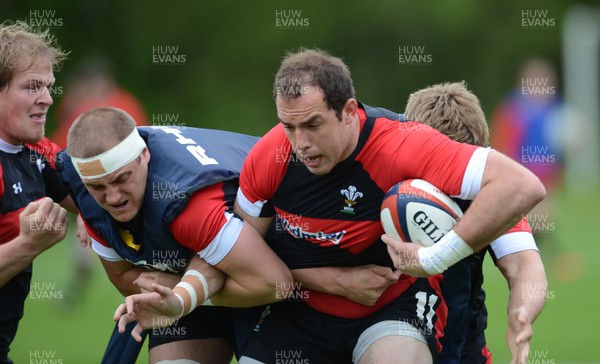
[114,255,227,341]
[0,197,68,287]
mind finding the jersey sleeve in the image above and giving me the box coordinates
[170,182,244,265]
[84,219,124,262]
[236,125,288,218]
[393,122,489,198]
[489,216,538,260]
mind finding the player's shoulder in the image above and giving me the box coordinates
[361,102,404,122]
[25,137,62,169]
[248,124,290,161]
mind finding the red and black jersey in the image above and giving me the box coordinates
[238,102,485,318]
[0,137,68,243]
[0,137,69,362]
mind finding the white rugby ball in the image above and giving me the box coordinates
[380,179,463,247]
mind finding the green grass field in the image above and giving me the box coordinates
[10,187,600,363]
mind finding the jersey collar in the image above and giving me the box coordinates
[0,138,24,153]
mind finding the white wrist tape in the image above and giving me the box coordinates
[174,281,197,316]
[174,293,185,319]
[183,270,210,303]
[417,230,474,275]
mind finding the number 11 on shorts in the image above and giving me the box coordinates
[415,291,438,332]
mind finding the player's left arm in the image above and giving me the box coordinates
[384,149,546,276]
[497,249,547,364]
[167,184,293,309]
[209,221,293,307]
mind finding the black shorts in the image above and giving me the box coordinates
[238,278,445,364]
[458,338,491,364]
[148,305,234,349]
[0,266,32,364]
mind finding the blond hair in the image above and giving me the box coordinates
[0,20,68,91]
[67,107,137,158]
[405,81,489,146]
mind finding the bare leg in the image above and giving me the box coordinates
[150,338,233,364]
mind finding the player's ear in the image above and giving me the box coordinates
[341,98,358,124]
[140,147,150,163]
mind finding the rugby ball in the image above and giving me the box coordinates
[380,179,463,247]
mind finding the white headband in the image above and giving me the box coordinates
[71,128,147,180]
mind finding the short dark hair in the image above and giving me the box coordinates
[273,48,355,119]
[67,107,137,158]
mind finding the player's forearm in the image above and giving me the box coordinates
[498,250,547,328]
[100,259,148,297]
[504,254,547,323]
[292,267,347,296]
[210,275,288,307]
[112,269,148,297]
[0,235,37,287]
[454,152,546,251]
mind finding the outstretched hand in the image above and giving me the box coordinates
[507,306,534,364]
[113,283,183,342]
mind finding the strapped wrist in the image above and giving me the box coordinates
[417,230,473,275]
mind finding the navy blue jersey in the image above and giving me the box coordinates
[57,126,257,273]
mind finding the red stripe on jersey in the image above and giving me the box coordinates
[508,216,532,234]
[25,137,62,170]
[170,182,230,253]
[0,208,23,244]
[239,126,290,206]
[306,276,418,318]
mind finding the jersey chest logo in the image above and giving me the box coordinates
[340,185,363,214]
[12,182,23,194]
[36,158,46,173]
